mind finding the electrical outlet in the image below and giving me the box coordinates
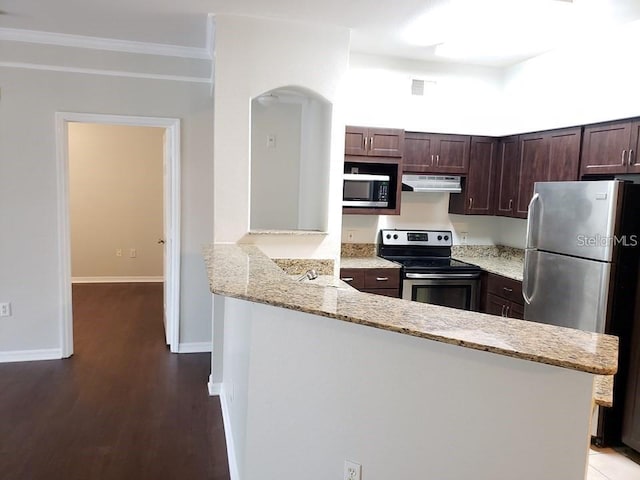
[347,230,356,242]
[344,461,361,480]
[129,248,137,258]
[461,231,468,245]
[266,134,276,149]
[116,249,122,257]
[0,302,11,317]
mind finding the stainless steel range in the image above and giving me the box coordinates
[378,229,482,311]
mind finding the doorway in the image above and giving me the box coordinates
[56,113,181,356]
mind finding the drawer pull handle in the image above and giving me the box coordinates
[341,277,354,282]
[376,277,389,281]
[503,287,513,293]
[501,304,506,317]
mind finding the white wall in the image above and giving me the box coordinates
[212,15,350,262]
[218,297,594,480]
[0,41,214,356]
[250,100,302,230]
[69,123,164,279]
[345,53,505,136]
[502,19,640,134]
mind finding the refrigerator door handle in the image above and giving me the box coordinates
[522,250,536,305]
[525,193,540,249]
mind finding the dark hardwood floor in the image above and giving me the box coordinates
[0,283,229,480]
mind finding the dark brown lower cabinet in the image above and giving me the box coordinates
[339,267,401,298]
[483,273,524,319]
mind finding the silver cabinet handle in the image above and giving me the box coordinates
[508,199,513,210]
[630,149,635,166]
[431,154,434,165]
[364,136,368,150]
[341,277,354,282]
[370,137,374,151]
[622,149,628,166]
[468,197,473,210]
[505,305,511,317]
[503,287,513,293]
[501,304,506,317]
[376,277,389,281]
[436,154,440,165]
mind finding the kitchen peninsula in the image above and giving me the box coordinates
[205,243,618,480]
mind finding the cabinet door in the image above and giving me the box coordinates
[547,127,581,181]
[623,309,640,451]
[509,303,525,320]
[403,132,435,172]
[345,126,369,156]
[486,293,508,317]
[433,135,471,174]
[581,120,632,176]
[494,136,520,216]
[466,137,497,214]
[515,133,548,218]
[339,268,365,290]
[369,128,404,157]
[628,120,640,174]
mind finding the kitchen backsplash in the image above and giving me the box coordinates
[451,245,524,261]
[341,243,377,257]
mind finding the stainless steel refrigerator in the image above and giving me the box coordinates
[523,180,640,446]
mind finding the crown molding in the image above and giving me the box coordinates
[0,27,211,60]
[0,61,210,83]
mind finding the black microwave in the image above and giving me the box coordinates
[343,173,390,207]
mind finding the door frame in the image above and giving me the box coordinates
[55,112,181,356]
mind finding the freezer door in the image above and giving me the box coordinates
[523,250,611,333]
[526,181,622,262]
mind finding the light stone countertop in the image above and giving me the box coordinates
[203,243,619,376]
[340,257,401,269]
[594,375,614,408]
[452,245,525,281]
[456,256,524,282]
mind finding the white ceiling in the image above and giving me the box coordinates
[1,0,640,66]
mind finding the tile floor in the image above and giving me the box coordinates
[587,446,640,479]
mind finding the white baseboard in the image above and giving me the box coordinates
[0,348,62,363]
[72,276,164,283]
[208,376,222,396]
[177,342,212,353]
[218,384,240,480]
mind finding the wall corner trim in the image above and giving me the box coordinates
[0,348,63,363]
[177,342,213,354]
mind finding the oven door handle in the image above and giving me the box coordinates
[405,273,479,279]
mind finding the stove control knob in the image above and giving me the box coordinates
[393,234,399,240]
[437,235,443,241]
[444,235,449,241]
[386,234,391,239]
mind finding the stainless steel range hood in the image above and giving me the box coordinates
[401,175,462,193]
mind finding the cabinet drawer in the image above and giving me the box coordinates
[339,268,365,289]
[486,273,523,305]
[361,288,401,298]
[363,269,400,289]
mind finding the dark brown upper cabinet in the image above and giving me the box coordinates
[345,126,404,158]
[514,127,581,218]
[403,132,470,174]
[494,136,520,217]
[449,137,497,215]
[581,119,640,176]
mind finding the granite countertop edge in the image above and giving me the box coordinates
[204,244,618,376]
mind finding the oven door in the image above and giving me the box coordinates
[402,273,480,311]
